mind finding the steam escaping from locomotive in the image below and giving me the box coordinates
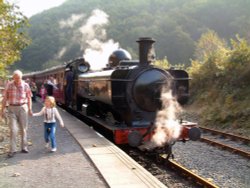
[151,90,182,146]
[80,9,120,70]
[79,9,109,40]
[84,39,119,70]
[58,9,120,70]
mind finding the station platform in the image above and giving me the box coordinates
[0,100,167,188]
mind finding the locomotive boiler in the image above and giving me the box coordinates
[70,37,201,148]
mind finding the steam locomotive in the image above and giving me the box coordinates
[24,37,201,158]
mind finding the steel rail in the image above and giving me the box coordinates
[168,160,219,188]
[200,137,250,159]
[200,127,250,144]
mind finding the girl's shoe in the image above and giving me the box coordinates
[51,148,57,152]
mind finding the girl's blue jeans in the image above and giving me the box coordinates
[44,122,57,149]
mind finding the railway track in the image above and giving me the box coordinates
[124,145,220,188]
[63,106,249,187]
[200,127,250,144]
[200,127,250,159]
[64,106,220,187]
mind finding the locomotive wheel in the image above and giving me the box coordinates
[86,104,96,116]
[76,96,83,111]
[156,154,173,164]
[156,154,164,164]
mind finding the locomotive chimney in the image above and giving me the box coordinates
[137,37,156,66]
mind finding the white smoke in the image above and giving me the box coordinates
[79,9,119,70]
[57,9,119,69]
[57,47,67,59]
[84,39,119,70]
[79,9,108,40]
[59,14,85,28]
[151,90,182,146]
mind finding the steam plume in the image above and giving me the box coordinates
[79,9,119,70]
[59,14,85,28]
[151,90,182,146]
[57,9,119,69]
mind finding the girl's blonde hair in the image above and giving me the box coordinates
[45,96,56,107]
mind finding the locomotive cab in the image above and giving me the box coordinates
[64,58,90,108]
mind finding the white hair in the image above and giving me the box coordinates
[13,70,23,77]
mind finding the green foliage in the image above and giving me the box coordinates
[0,1,30,77]
[194,30,228,62]
[188,31,250,135]
[11,0,250,72]
[228,35,250,65]
[153,58,170,69]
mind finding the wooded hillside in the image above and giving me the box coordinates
[11,0,250,71]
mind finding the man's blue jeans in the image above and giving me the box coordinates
[44,122,57,149]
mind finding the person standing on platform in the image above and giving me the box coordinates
[40,84,47,102]
[64,67,74,106]
[32,96,64,152]
[0,70,33,158]
[46,77,57,96]
[30,81,38,102]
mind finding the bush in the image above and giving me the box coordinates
[187,33,250,136]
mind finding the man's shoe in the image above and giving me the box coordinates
[45,142,50,149]
[7,152,16,158]
[21,149,29,153]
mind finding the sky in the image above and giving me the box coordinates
[6,0,67,17]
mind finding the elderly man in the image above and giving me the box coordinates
[0,70,32,157]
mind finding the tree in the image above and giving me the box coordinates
[0,0,30,77]
[153,57,170,69]
[188,30,229,91]
[193,30,228,62]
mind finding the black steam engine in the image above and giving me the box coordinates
[24,37,200,157]
[69,37,200,147]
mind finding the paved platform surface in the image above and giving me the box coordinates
[0,102,108,188]
[0,101,167,188]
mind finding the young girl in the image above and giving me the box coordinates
[33,96,64,152]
